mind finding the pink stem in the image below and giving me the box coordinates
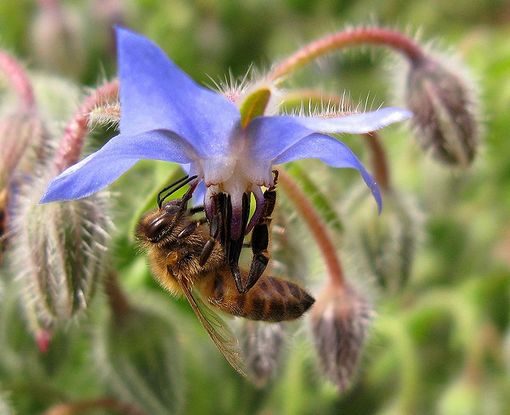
[54,80,119,172]
[278,169,345,287]
[0,50,35,110]
[268,27,424,82]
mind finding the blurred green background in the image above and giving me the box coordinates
[1,0,510,414]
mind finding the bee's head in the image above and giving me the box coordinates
[136,200,184,244]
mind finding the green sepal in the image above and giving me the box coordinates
[239,87,271,128]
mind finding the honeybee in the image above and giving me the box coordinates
[136,180,315,375]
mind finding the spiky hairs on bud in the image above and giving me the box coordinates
[8,165,112,332]
[311,283,373,392]
[241,321,285,387]
[405,53,479,167]
[0,112,50,189]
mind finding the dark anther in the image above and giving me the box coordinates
[245,181,276,290]
[157,175,198,209]
[227,192,250,293]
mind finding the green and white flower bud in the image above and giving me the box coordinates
[241,321,285,387]
[405,54,479,167]
[310,283,373,392]
[9,165,111,331]
[94,303,184,415]
[343,187,423,292]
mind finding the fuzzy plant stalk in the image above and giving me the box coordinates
[54,79,119,172]
[0,50,35,110]
[104,269,132,324]
[278,169,373,392]
[277,169,345,289]
[268,27,425,81]
[0,51,42,260]
[269,26,479,167]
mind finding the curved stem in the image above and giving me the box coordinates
[104,268,132,325]
[42,397,147,415]
[277,169,345,287]
[54,80,119,172]
[280,89,391,190]
[0,50,35,110]
[364,132,391,191]
[268,27,425,82]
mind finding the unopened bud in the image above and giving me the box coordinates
[95,304,184,415]
[9,166,111,330]
[311,283,373,392]
[406,55,479,167]
[241,321,285,387]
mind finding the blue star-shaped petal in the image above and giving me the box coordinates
[41,27,411,236]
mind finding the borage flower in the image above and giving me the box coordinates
[41,27,410,263]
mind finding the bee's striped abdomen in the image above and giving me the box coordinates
[204,272,315,322]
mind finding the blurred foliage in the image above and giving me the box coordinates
[1,0,510,414]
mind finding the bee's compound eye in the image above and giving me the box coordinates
[146,216,173,242]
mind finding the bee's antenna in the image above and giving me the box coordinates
[157,175,198,208]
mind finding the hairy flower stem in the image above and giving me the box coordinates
[281,89,391,191]
[42,397,147,415]
[55,80,119,172]
[104,269,132,325]
[269,27,425,82]
[278,169,345,288]
[0,50,35,110]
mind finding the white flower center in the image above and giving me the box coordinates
[198,130,274,210]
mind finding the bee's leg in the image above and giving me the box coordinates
[199,207,221,266]
[176,218,206,240]
[245,177,277,291]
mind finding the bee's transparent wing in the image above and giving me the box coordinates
[176,274,247,377]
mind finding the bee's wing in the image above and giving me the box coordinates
[176,274,247,377]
